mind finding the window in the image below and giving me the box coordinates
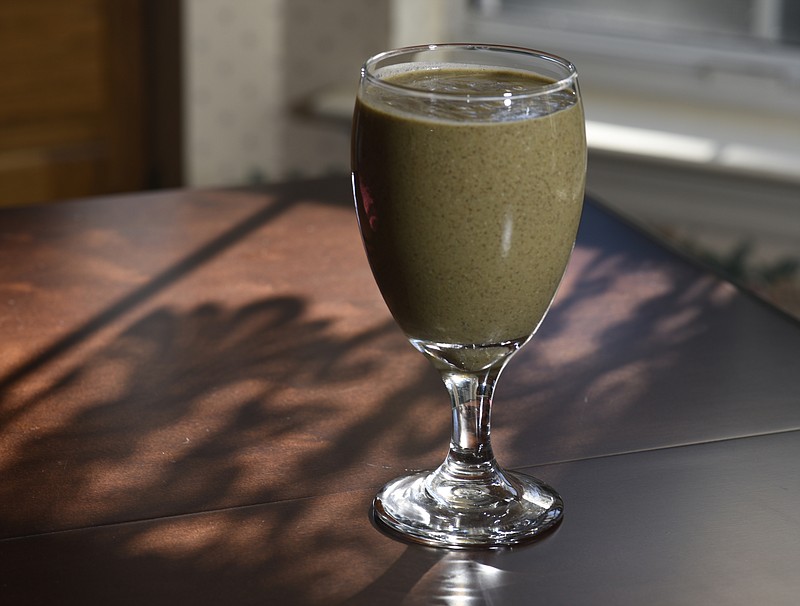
[460,0,800,179]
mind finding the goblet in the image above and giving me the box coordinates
[352,44,586,548]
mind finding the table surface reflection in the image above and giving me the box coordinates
[1,177,799,605]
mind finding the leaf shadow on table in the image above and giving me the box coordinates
[2,192,799,605]
[333,199,800,602]
[491,202,800,469]
[0,178,447,603]
[0,289,450,604]
[339,203,800,604]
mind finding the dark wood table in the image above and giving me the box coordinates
[1,177,799,605]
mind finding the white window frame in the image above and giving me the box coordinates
[448,0,800,182]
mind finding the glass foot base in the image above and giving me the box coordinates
[373,469,563,549]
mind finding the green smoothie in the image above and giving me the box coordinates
[353,66,586,346]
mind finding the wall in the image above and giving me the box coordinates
[183,0,389,188]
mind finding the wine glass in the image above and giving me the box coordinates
[352,44,586,548]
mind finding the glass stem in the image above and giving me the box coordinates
[443,368,499,469]
[425,362,519,508]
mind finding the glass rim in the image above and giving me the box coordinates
[361,43,579,102]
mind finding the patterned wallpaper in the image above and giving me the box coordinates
[183,0,390,187]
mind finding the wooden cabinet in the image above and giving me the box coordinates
[0,0,180,207]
